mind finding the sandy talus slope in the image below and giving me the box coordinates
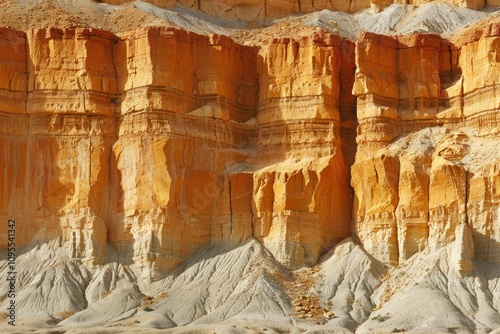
[4,236,500,333]
[0,0,492,40]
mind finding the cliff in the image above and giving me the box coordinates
[352,25,500,266]
[0,26,356,272]
[1,1,500,333]
[252,33,355,268]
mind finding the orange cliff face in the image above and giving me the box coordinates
[0,29,28,248]
[0,26,356,272]
[352,32,442,265]
[252,33,355,269]
[2,21,500,274]
[109,28,260,271]
[352,25,500,268]
[0,28,117,265]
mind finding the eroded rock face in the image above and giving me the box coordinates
[109,28,260,272]
[0,29,28,253]
[252,34,354,269]
[0,28,115,266]
[2,19,500,274]
[352,25,500,266]
[0,27,355,272]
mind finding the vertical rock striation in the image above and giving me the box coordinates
[0,26,357,272]
[110,27,259,272]
[0,28,28,249]
[1,28,116,266]
[252,33,354,269]
[1,19,500,274]
[352,24,500,266]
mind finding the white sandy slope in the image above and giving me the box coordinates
[356,238,500,334]
[0,239,297,332]
[303,3,488,40]
[0,0,497,40]
[3,229,500,333]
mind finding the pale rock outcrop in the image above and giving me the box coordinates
[98,0,494,20]
[452,223,474,274]
[428,132,468,251]
[468,160,500,263]
[352,154,400,265]
[395,151,430,262]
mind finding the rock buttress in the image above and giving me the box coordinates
[352,25,500,266]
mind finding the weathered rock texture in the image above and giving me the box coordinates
[1,28,117,266]
[0,29,28,246]
[0,27,356,272]
[2,2,500,333]
[109,28,260,272]
[251,33,355,268]
[0,5,499,279]
[352,25,500,266]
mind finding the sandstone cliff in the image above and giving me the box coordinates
[2,13,498,269]
[0,26,357,272]
[251,33,355,269]
[352,24,500,266]
[1,1,500,333]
